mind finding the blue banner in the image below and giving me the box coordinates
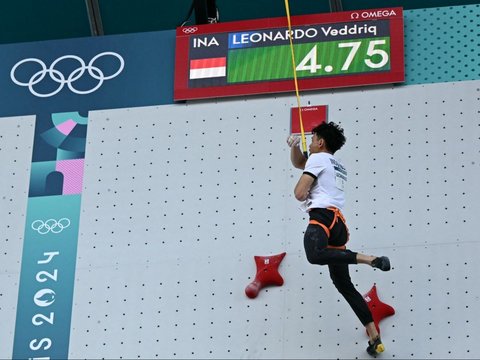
[13,110,89,359]
[0,30,175,118]
[14,194,82,359]
[2,30,176,359]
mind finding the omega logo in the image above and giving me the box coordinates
[351,9,397,20]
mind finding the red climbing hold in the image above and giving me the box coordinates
[245,252,286,299]
[363,284,395,334]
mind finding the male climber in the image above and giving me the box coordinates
[287,122,390,356]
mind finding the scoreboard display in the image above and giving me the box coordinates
[174,8,404,101]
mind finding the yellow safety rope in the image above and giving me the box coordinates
[284,0,308,158]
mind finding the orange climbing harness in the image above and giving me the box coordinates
[308,207,350,250]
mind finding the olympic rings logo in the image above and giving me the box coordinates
[31,218,71,235]
[182,27,198,34]
[10,52,124,98]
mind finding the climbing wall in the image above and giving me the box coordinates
[65,79,479,359]
[0,116,35,354]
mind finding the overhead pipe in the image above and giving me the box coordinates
[85,0,104,36]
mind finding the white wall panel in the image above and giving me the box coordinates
[1,81,478,359]
[65,80,480,358]
[0,116,35,356]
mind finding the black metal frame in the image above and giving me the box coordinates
[329,0,343,12]
[194,0,218,24]
[85,0,104,36]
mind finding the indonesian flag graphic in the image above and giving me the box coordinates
[189,57,226,79]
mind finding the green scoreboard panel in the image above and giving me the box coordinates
[228,37,391,83]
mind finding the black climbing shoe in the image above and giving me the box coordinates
[366,336,385,356]
[371,256,390,271]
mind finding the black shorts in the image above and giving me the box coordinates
[308,208,349,248]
